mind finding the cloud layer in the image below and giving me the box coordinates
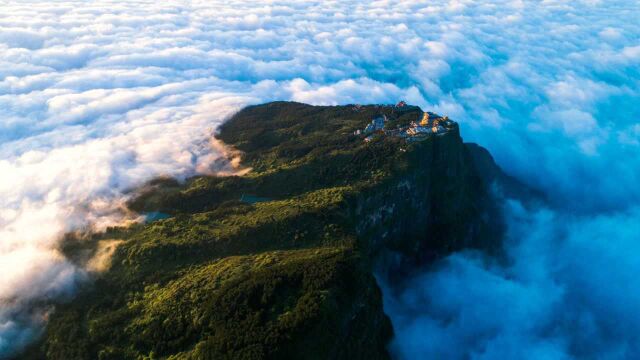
[384,202,640,359]
[0,0,638,358]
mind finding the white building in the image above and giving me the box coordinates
[364,115,387,134]
[372,115,386,129]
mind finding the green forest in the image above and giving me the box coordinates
[32,102,435,359]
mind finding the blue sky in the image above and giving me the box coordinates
[0,0,639,358]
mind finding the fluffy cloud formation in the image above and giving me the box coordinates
[0,0,638,358]
[384,202,640,359]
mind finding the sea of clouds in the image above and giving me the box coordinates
[0,0,638,358]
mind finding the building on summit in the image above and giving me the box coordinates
[354,103,456,142]
[363,115,388,134]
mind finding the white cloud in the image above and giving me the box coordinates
[384,201,640,360]
[0,0,638,357]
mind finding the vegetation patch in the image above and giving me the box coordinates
[36,101,487,359]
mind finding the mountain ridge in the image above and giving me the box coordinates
[24,101,522,359]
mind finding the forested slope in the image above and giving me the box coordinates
[29,102,507,359]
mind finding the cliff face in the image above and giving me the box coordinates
[31,102,508,360]
[354,125,502,273]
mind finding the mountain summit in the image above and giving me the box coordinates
[31,102,516,359]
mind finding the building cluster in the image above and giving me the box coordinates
[354,108,455,143]
[404,112,455,140]
[354,115,387,137]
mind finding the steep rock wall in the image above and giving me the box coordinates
[353,126,504,276]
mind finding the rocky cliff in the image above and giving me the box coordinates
[353,125,502,270]
[27,102,511,359]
